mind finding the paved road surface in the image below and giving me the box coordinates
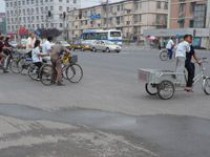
[0,47,210,157]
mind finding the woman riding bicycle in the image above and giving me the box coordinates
[31,40,48,78]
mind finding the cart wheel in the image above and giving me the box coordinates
[203,78,210,95]
[159,50,168,61]
[145,83,157,95]
[157,80,175,100]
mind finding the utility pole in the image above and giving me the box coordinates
[106,0,109,29]
[167,0,171,28]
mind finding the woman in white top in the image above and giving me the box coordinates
[32,40,48,71]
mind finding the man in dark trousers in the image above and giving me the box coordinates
[185,35,200,92]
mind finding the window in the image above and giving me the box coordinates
[59,6,63,11]
[164,2,168,10]
[73,0,77,3]
[117,5,120,11]
[133,15,142,23]
[157,1,161,9]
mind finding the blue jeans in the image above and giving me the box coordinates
[167,49,173,60]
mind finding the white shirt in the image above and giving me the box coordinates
[166,39,174,49]
[42,40,52,55]
[32,47,42,63]
[175,41,191,58]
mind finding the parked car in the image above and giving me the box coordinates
[91,40,122,53]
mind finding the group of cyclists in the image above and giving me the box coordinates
[166,34,201,92]
[0,32,71,86]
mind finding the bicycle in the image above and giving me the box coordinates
[139,57,210,100]
[159,48,175,61]
[39,55,83,86]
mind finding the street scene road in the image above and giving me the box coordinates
[1,47,210,157]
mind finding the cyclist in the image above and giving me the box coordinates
[166,37,175,60]
[185,35,200,92]
[42,36,53,61]
[50,42,71,86]
[32,40,48,79]
[2,36,13,73]
[0,35,5,66]
[175,34,191,82]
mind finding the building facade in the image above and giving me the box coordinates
[68,0,168,40]
[0,13,7,35]
[5,0,81,34]
[169,0,207,28]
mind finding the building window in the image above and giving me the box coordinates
[59,6,63,11]
[117,5,120,11]
[60,23,63,28]
[73,0,77,3]
[193,4,206,28]
[157,1,161,9]
[164,2,168,10]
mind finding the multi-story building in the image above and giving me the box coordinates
[68,0,168,40]
[5,0,81,34]
[0,13,7,34]
[169,0,207,28]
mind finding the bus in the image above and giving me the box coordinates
[81,29,123,46]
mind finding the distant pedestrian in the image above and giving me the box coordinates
[166,37,175,60]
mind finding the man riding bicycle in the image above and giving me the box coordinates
[166,37,175,60]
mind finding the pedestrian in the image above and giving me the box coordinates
[185,35,200,92]
[175,34,191,82]
[166,37,175,60]
[50,42,71,86]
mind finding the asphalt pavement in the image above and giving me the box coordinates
[0,47,210,157]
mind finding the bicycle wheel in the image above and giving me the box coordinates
[66,63,83,83]
[203,78,210,95]
[28,64,39,81]
[157,80,175,100]
[145,83,157,96]
[18,59,28,75]
[159,50,168,61]
[40,64,53,86]
[10,59,20,73]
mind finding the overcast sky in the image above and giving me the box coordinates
[0,0,123,12]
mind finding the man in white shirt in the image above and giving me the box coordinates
[175,34,192,82]
[42,37,53,61]
[166,37,175,60]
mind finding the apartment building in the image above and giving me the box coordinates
[169,0,207,28]
[5,0,81,34]
[68,0,168,40]
[0,13,7,34]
